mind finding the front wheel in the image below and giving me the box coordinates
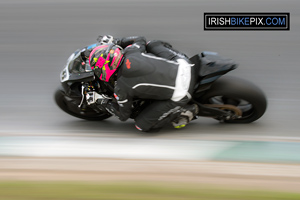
[54,86,112,121]
[199,76,267,123]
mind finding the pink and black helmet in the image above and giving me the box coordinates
[89,44,123,82]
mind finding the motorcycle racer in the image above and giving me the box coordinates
[89,36,199,132]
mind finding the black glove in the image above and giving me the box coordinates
[105,101,121,118]
[96,98,119,116]
[95,98,110,113]
[98,98,109,105]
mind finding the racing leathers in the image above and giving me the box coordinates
[107,36,196,131]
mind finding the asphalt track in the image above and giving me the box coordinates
[0,0,300,141]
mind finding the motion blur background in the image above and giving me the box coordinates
[0,0,300,197]
[0,0,299,137]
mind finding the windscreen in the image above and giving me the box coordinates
[68,50,86,74]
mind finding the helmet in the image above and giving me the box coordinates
[89,44,123,82]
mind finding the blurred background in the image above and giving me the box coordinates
[0,0,299,137]
[0,0,300,198]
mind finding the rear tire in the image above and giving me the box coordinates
[54,86,112,121]
[199,76,267,123]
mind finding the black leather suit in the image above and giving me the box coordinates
[108,36,196,131]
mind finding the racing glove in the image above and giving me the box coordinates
[106,101,122,118]
[98,99,121,118]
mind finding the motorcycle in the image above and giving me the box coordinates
[54,35,267,127]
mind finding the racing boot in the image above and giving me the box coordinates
[172,104,199,129]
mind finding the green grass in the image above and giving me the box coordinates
[0,181,299,200]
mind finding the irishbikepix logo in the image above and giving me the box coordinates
[204,13,290,30]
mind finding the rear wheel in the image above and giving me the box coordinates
[199,76,267,123]
[54,86,112,121]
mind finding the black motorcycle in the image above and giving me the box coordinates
[54,36,267,126]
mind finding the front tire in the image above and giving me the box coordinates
[199,76,267,123]
[54,86,112,121]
